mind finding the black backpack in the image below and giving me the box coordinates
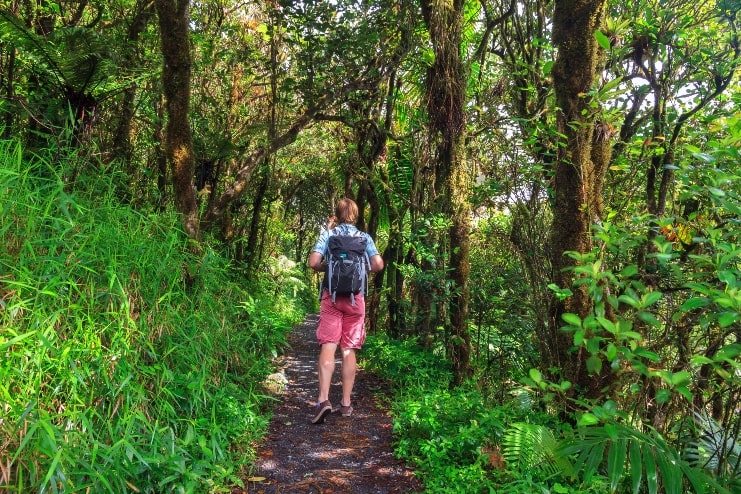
[323,230,370,305]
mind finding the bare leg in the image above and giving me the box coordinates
[341,347,356,406]
[317,343,337,403]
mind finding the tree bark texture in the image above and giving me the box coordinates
[112,0,155,163]
[155,0,199,239]
[549,0,610,399]
[421,0,472,385]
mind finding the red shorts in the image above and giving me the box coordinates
[316,291,366,349]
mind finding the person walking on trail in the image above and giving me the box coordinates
[307,198,384,424]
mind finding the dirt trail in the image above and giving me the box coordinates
[235,314,423,493]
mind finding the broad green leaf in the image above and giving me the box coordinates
[578,413,599,426]
[718,269,738,286]
[637,311,661,327]
[586,336,601,354]
[618,294,640,308]
[690,355,713,365]
[644,445,658,494]
[586,355,602,374]
[656,388,671,403]
[656,451,682,494]
[629,439,642,494]
[562,312,582,327]
[716,343,741,360]
[608,438,627,492]
[622,331,643,341]
[633,347,660,361]
[670,371,691,386]
[597,316,616,333]
[642,291,662,307]
[574,328,586,346]
[529,368,543,383]
[595,30,611,50]
[676,385,692,402]
[604,423,618,440]
[718,311,739,328]
[680,297,709,311]
[685,282,711,295]
[543,60,554,75]
[708,187,726,197]
[606,343,618,361]
[620,265,639,278]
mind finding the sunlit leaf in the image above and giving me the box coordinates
[578,413,599,426]
[562,312,582,327]
[529,368,543,383]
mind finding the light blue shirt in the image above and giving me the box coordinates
[312,224,380,258]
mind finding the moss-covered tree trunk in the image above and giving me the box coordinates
[155,0,199,239]
[421,0,472,385]
[112,0,155,163]
[548,0,609,399]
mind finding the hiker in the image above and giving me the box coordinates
[307,197,384,424]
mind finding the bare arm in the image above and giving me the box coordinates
[308,251,326,272]
[369,254,384,273]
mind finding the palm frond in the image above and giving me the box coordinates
[558,420,727,494]
[687,410,741,482]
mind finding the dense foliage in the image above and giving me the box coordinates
[1,0,740,491]
[0,140,311,491]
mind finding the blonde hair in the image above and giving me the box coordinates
[334,197,358,225]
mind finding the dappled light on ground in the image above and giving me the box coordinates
[235,314,421,493]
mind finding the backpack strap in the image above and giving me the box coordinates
[327,228,335,302]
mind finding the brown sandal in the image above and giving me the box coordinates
[312,400,333,424]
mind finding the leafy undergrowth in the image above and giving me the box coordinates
[362,336,734,494]
[362,335,607,494]
[0,140,311,492]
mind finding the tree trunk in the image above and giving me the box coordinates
[384,197,407,339]
[2,42,15,138]
[421,0,472,385]
[549,0,609,399]
[112,0,154,163]
[153,93,168,212]
[245,167,270,275]
[155,0,199,239]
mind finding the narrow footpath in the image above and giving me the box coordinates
[235,314,423,493]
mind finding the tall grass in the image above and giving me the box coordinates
[0,139,306,492]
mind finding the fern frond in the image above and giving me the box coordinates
[0,9,65,88]
[0,10,120,98]
[502,422,574,479]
